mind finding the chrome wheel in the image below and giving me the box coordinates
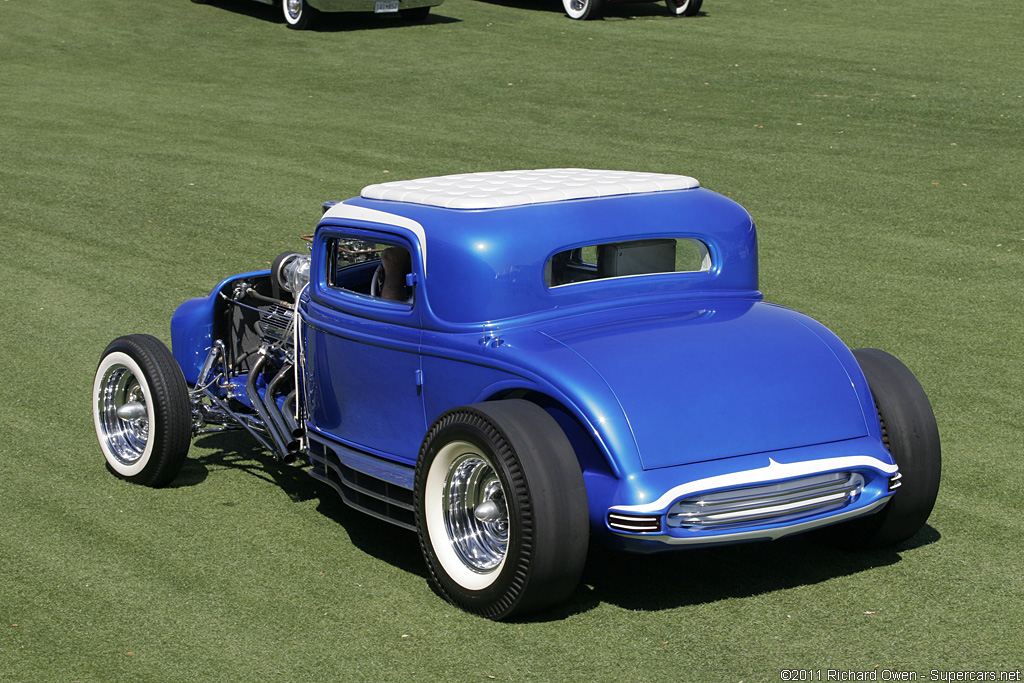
[93,335,191,487]
[424,440,508,590]
[96,360,151,467]
[415,401,589,619]
[443,447,509,573]
[283,0,317,28]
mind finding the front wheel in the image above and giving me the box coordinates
[283,0,319,29]
[563,0,603,20]
[93,334,192,487]
[415,400,589,619]
[666,0,702,16]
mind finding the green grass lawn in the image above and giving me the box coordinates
[2,0,1022,680]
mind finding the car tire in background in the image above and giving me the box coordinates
[666,0,702,16]
[563,0,604,20]
[414,400,589,619]
[283,0,319,29]
[93,334,192,487]
[821,348,941,548]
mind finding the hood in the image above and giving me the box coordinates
[539,300,869,470]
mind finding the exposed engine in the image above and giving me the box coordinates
[188,251,311,462]
[257,303,295,348]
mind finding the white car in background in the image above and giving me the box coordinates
[564,0,701,20]
[192,0,442,29]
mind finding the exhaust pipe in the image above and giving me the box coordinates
[265,362,300,456]
[245,352,295,461]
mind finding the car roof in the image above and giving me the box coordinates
[320,169,758,326]
[359,168,700,209]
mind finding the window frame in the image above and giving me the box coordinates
[311,226,423,328]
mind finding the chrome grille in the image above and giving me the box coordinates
[667,471,865,530]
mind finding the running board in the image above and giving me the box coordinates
[306,433,416,532]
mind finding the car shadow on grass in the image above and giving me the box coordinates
[173,432,941,618]
[472,0,564,14]
[178,432,320,503]
[181,431,428,575]
[473,0,708,20]
[313,479,429,577]
[192,0,459,31]
[533,526,943,621]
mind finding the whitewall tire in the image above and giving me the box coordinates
[414,400,589,619]
[93,335,191,487]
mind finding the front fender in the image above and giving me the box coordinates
[170,269,268,384]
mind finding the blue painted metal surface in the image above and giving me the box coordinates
[170,176,899,552]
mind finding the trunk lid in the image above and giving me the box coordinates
[540,300,868,470]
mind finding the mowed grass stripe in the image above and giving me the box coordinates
[1,0,1022,680]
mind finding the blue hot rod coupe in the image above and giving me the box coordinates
[93,169,941,619]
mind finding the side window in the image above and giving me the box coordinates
[327,237,414,305]
[546,238,711,288]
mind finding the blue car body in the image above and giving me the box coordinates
[169,170,900,554]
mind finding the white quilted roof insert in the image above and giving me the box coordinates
[360,169,700,210]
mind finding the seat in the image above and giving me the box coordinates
[378,247,413,302]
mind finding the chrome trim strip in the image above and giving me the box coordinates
[667,473,864,527]
[622,496,892,546]
[607,512,660,532]
[681,473,857,508]
[670,490,851,526]
[611,456,897,515]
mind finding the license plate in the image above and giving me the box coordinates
[374,1,399,12]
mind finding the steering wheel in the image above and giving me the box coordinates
[370,264,386,298]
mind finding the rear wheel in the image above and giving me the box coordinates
[826,348,941,547]
[93,334,191,487]
[414,400,589,619]
[283,0,319,29]
[666,0,702,16]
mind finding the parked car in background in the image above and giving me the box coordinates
[191,0,441,29]
[93,169,940,619]
[563,0,701,20]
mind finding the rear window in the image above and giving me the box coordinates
[545,238,711,288]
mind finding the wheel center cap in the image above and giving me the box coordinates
[116,401,147,421]
[473,500,504,523]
